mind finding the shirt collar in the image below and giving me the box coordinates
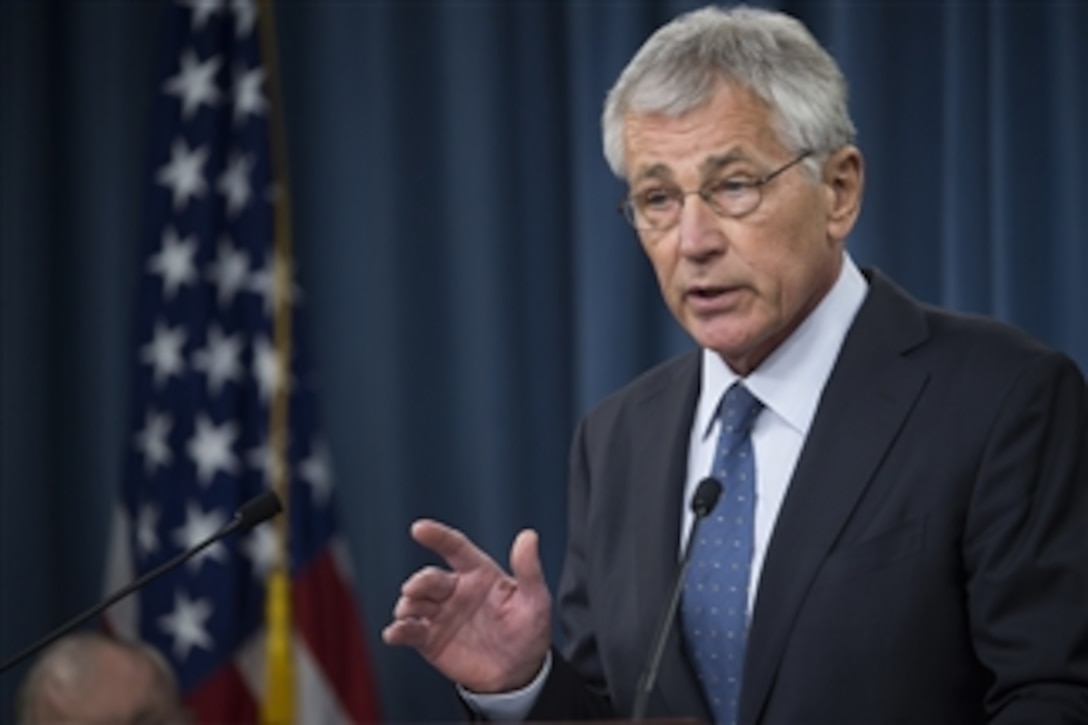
[697,254,868,440]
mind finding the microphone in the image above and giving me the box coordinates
[631,477,722,720]
[0,490,283,675]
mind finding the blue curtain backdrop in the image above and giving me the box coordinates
[2,0,1085,720]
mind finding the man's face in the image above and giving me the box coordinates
[622,82,862,374]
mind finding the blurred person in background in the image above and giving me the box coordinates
[17,631,188,724]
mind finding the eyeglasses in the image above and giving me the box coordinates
[618,150,813,232]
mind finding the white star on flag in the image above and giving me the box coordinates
[140,321,188,387]
[230,0,258,38]
[241,523,279,579]
[136,503,161,557]
[299,441,333,506]
[192,325,244,395]
[134,410,174,473]
[216,151,254,217]
[246,440,286,486]
[187,414,240,484]
[206,236,250,307]
[248,254,299,315]
[172,501,230,572]
[156,138,209,211]
[251,336,289,402]
[163,49,221,119]
[158,590,215,661]
[231,63,266,125]
[147,227,199,299]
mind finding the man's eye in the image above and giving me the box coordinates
[638,189,678,210]
[708,178,754,197]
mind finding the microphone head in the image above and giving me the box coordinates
[691,477,723,518]
[235,490,284,530]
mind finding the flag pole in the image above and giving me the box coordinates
[256,0,295,722]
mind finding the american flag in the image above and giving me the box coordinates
[103,1,380,721]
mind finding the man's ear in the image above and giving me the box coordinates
[824,145,864,242]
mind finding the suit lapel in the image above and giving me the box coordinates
[740,271,931,723]
[624,352,712,718]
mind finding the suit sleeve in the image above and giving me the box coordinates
[963,351,1088,723]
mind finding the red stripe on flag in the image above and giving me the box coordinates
[186,663,259,724]
[293,549,382,722]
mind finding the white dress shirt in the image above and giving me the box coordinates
[465,254,868,718]
[684,254,867,613]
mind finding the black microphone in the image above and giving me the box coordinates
[0,490,283,675]
[631,477,722,720]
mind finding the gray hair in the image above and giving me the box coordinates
[602,5,856,178]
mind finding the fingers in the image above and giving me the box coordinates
[411,518,492,573]
[383,566,457,648]
[382,617,428,648]
[394,595,442,622]
[509,529,546,595]
[401,565,457,601]
[385,519,495,652]
[385,522,555,685]
[408,521,545,596]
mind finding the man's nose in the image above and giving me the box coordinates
[676,192,725,258]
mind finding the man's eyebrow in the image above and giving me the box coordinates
[629,163,674,184]
[630,150,751,183]
[700,150,748,176]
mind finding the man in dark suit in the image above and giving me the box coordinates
[383,5,1088,723]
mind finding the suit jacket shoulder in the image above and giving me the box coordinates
[745,267,1088,724]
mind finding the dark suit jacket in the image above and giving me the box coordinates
[528,269,1088,724]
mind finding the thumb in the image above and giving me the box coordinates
[509,529,547,596]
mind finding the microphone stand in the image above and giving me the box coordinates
[0,490,282,674]
[631,478,722,720]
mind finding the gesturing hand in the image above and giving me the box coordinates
[381,519,553,693]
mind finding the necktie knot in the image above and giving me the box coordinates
[717,383,763,454]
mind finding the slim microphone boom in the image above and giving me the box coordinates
[0,490,283,674]
[631,477,723,720]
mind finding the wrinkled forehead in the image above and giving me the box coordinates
[622,83,785,183]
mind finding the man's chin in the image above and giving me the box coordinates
[690,321,750,354]
[691,325,770,374]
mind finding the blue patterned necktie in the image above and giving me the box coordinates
[681,383,764,725]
